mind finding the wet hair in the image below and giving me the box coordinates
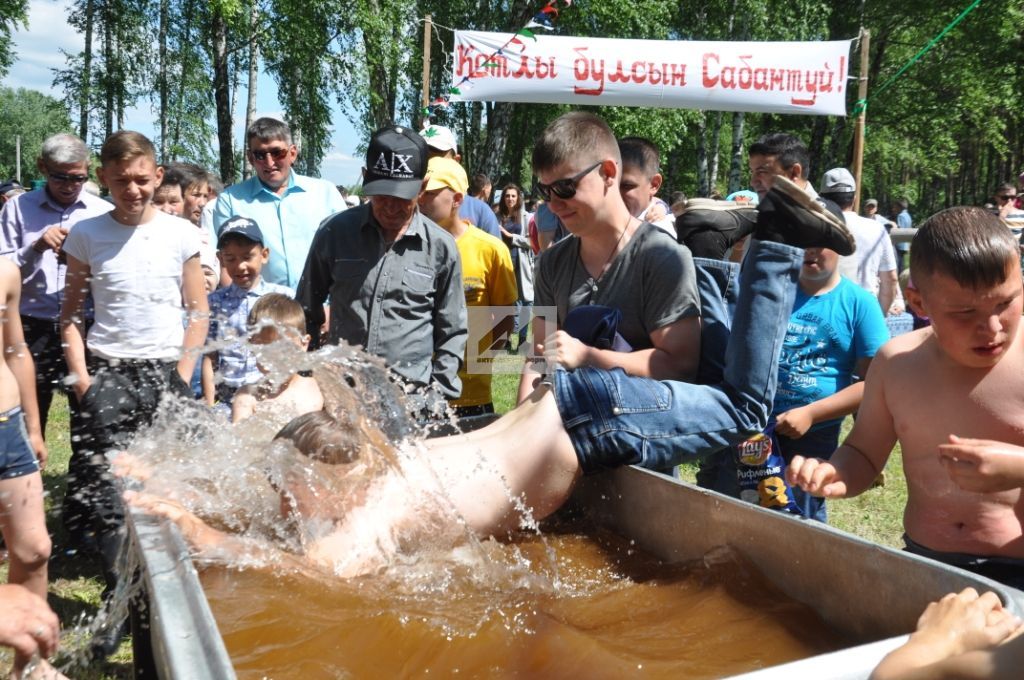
[909,207,1020,290]
[40,133,90,166]
[247,117,292,147]
[618,137,661,179]
[498,183,523,219]
[468,172,491,197]
[532,112,620,175]
[748,133,809,178]
[274,410,360,465]
[248,293,305,339]
[100,130,156,165]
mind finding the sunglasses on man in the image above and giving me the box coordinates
[534,161,603,201]
[997,194,1018,202]
[47,171,89,184]
[249,147,291,162]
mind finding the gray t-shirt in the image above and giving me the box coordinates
[534,222,700,350]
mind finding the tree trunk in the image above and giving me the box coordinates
[479,101,514,183]
[103,2,113,139]
[158,0,168,159]
[695,111,709,197]
[212,7,234,183]
[708,111,723,194]
[80,0,94,141]
[243,1,259,181]
[727,111,745,195]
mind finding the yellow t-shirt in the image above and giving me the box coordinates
[453,223,518,407]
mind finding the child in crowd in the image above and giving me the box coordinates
[617,136,676,237]
[59,130,209,654]
[152,165,184,217]
[0,258,54,679]
[203,217,294,411]
[230,293,322,423]
[166,162,218,292]
[788,207,1024,588]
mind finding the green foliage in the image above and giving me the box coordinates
[0,0,27,77]
[0,87,74,181]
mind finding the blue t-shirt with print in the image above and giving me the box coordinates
[772,277,889,431]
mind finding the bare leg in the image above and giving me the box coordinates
[423,385,580,536]
[0,472,51,599]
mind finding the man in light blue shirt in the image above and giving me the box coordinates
[212,118,346,288]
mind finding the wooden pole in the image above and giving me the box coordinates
[421,15,433,115]
[851,28,870,212]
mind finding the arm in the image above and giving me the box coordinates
[231,387,257,423]
[294,228,331,347]
[871,589,1023,680]
[786,352,897,498]
[775,357,872,438]
[429,252,468,400]
[0,584,60,661]
[879,269,901,315]
[60,254,92,400]
[1,262,46,466]
[178,255,209,384]
[938,435,1024,494]
[200,355,216,407]
[541,315,700,381]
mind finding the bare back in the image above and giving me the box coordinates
[866,327,1024,557]
[0,259,26,411]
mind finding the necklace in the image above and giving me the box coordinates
[578,215,634,297]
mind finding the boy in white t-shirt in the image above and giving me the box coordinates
[59,130,209,654]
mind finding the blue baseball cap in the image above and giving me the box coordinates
[217,215,265,248]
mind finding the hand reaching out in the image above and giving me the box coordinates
[938,435,1024,494]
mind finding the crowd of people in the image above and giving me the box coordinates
[0,110,1023,678]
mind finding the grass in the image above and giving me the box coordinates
[2,362,907,677]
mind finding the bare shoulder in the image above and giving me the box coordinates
[0,257,17,297]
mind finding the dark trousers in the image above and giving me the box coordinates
[21,315,87,449]
[62,357,191,594]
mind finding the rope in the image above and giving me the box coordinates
[853,0,985,116]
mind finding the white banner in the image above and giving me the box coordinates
[451,31,853,116]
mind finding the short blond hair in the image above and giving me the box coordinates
[100,130,156,166]
[247,293,305,338]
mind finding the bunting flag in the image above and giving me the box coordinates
[422,0,574,118]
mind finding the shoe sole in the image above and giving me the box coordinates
[682,198,754,213]
[770,176,855,253]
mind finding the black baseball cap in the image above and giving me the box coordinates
[0,180,24,196]
[217,215,265,248]
[362,125,428,200]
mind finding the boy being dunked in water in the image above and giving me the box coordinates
[231,293,322,424]
[789,207,1024,589]
[124,123,859,578]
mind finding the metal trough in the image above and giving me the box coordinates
[129,465,1024,679]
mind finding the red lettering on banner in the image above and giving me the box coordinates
[670,63,686,86]
[700,51,845,107]
[573,47,605,96]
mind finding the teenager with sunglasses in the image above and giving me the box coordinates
[212,117,346,288]
[516,112,702,412]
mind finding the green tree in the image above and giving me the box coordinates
[0,87,75,181]
[0,0,28,77]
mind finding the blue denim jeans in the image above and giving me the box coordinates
[552,240,802,474]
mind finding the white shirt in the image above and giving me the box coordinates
[838,211,898,296]
[62,211,201,360]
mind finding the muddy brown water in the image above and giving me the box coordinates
[200,521,846,678]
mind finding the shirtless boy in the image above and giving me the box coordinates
[788,207,1024,588]
[231,293,323,423]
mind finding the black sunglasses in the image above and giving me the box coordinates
[250,147,291,162]
[48,171,89,184]
[534,161,603,201]
[997,194,1017,201]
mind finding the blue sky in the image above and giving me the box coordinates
[2,0,366,186]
